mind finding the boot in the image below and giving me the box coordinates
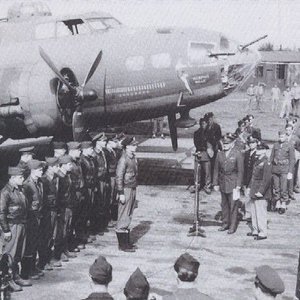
[20,257,32,281]
[8,279,22,292]
[116,232,135,252]
[127,230,137,250]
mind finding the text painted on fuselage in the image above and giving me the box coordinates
[106,82,166,98]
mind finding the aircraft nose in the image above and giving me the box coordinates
[218,38,261,94]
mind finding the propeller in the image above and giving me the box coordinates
[39,47,103,140]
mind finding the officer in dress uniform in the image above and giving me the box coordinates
[213,134,243,234]
[17,146,34,178]
[115,137,138,252]
[56,155,77,262]
[84,256,114,300]
[41,157,62,269]
[0,167,30,291]
[80,141,98,243]
[67,141,85,252]
[254,265,285,299]
[124,268,149,300]
[270,130,295,214]
[243,136,258,220]
[247,143,271,240]
[92,133,109,232]
[163,253,214,300]
[21,160,45,282]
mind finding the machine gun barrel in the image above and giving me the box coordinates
[240,34,268,51]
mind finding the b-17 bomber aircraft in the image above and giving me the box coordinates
[0,1,266,151]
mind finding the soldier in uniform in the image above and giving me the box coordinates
[270,130,295,214]
[213,134,243,234]
[0,167,30,291]
[115,137,138,252]
[193,118,211,194]
[93,133,109,233]
[254,265,285,299]
[84,256,113,300]
[205,112,222,182]
[163,253,214,300]
[17,146,34,178]
[245,115,262,141]
[248,143,271,240]
[80,141,97,243]
[106,137,122,227]
[67,141,85,252]
[243,136,258,220]
[53,142,67,158]
[40,157,62,269]
[56,155,76,262]
[21,160,45,282]
[124,268,150,300]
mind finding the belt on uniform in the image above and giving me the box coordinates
[274,159,289,165]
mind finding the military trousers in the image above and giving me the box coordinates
[250,199,267,237]
[24,212,40,258]
[116,188,136,232]
[0,223,26,265]
[108,176,118,221]
[194,160,211,189]
[221,192,238,231]
[272,173,288,203]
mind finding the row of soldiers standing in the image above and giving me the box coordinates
[0,132,138,292]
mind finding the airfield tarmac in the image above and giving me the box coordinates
[12,185,299,300]
[11,93,298,300]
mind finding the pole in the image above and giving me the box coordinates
[296,250,300,299]
[187,153,206,237]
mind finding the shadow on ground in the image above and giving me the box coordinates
[131,221,153,244]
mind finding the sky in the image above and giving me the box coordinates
[1,0,300,50]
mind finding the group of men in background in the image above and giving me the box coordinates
[0,132,139,292]
[194,111,300,239]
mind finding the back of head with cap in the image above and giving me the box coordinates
[124,268,150,300]
[174,252,200,282]
[89,255,112,285]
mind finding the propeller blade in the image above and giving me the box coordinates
[82,50,103,87]
[168,113,178,151]
[39,47,77,93]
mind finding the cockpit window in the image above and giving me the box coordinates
[188,42,215,65]
[56,19,90,37]
[35,22,55,39]
[87,17,121,30]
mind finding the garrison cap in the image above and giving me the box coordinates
[247,136,258,144]
[81,141,93,149]
[19,146,34,154]
[92,132,107,143]
[27,160,44,170]
[124,268,150,300]
[8,167,24,176]
[89,256,112,284]
[59,155,73,164]
[53,141,66,150]
[204,112,214,119]
[222,133,235,144]
[67,141,81,150]
[121,136,138,147]
[45,157,58,166]
[174,253,200,274]
[256,265,285,295]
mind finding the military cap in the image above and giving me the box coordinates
[121,136,138,147]
[115,132,126,141]
[92,132,107,143]
[257,143,269,150]
[246,114,254,120]
[19,146,34,154]
[53,141,66,150]
[89,256,112,284]
[255,265,285,295]
[174,253,200,274]
[45,157,58,166]
[81,141,93,149]
[27,159,44,170]
[59,155,73,164]
[8,167,24,176]
[124,268,150,300]
[238,120,246,127]
[247,136,258,144]
[199,117,207,125]
[67,141,81,150]
[204,112,214,119]
[222,133,235,144]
